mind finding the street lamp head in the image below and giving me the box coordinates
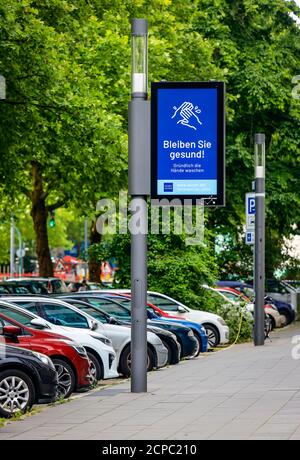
[131,19,148,98]
[254,133,265,178]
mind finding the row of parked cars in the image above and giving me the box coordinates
[0,277,294,419]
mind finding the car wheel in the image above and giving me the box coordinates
[191,333,201,357]
[269,315,276,330]
[203,324,220,348]
[52,359,75,399]
[119,345,155,377]
[162,340,172,365]
[0,369,35,418]
[280,311,291,327]
[86,352,104,384]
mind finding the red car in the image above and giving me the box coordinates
[0,311,91,398]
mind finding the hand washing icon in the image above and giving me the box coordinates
[172,102,202,131]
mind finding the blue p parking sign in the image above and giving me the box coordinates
[248,197,255,215]
[246,193,256,231]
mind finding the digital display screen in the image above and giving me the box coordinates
[151,82,225,205]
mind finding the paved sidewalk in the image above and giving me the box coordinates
[1,325,300,440]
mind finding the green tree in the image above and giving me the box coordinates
[0,0,127,275]
[191,0,300,277]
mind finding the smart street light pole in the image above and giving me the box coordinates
[254,133,265,346]
[128,19,150,393]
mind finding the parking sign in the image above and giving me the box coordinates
[246,193,255,230]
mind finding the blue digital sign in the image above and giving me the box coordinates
[151,82,225,205]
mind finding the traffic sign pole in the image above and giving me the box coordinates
[254,133,265,346]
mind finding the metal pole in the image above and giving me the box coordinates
[254,133,265,346]
[84,217,88,279]
[10,217,15,276]
[129,18,149,393]
[14,225,23,276]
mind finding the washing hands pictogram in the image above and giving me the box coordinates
[172,102,202,130]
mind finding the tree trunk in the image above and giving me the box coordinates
[88,219,102,282]
[30,161,54,277]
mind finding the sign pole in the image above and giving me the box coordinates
[254,133,265,346]
[129,19,150,393]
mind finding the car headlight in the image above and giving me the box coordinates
[217,317,227,326]
[187,330,195,338]
[33,351,55,369]
[90,334,112,346]
[59,340,88,357]
[71,345,88,357]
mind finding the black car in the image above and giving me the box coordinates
[4,277,68,294]
[0,342,58,417]
[57,295,199,360]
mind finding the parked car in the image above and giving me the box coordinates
[58,296,198,360]
[0,309,91,398]
[5,277,68,294]
[0,282,31,294]
[88,294,208,355]
[216,282,294,326]
[1,297,168,377]
[0,299,118,383]
[0,343,57,417]
[93,290,229,348]
[214,286,284,329]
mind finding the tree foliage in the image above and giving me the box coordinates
[0,0,299,279]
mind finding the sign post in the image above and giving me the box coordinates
[254,133,265,346]
[128,19,150,393]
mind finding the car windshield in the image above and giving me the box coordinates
[68,302,109,323]
[147,295,179,311]
[40,303,90,328]
[88,298,131,320]
[0,305,34,328]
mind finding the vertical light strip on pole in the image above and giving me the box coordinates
[84,217,88,279]
[128,19,150,393]
[254,133,265,346]
[14,225,23,276]
[10,217,15,276]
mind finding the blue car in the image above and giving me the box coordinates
[147,309,208,353]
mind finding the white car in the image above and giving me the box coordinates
[0,299,118,382]
[95,289,229,348]
[3,297,168,377]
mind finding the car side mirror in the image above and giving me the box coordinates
[108,316,118,325]
[30,318,49,329]
[3,325,22,340]
[91,321,98,331]
[177,306,186,313]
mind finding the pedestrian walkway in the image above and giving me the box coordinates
[1,325,300,440]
